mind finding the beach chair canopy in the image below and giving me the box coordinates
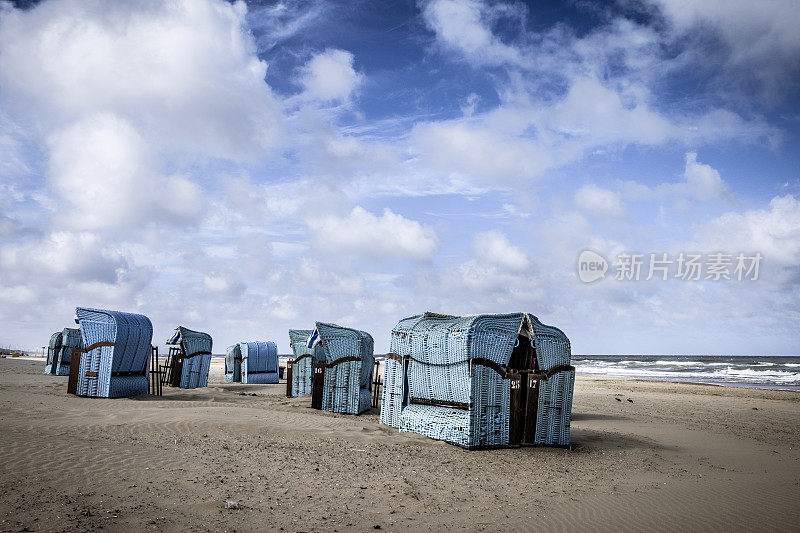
[71,307,153,398]
[382,312,574,447]
[313,322,374,380]
[289,329,314,358]
[167,326,212,357]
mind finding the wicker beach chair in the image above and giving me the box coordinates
[166,326,212,389]
[310,322,374,414]
[240,341,279,384]
[223,342,278,384]
[224,343,242,383]
[44,331,62,374]
[380,312,574,448]
[67,307,153,398]
[286,329,314,397]
[55,327,82,376]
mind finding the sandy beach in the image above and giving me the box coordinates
[0,357,798,532]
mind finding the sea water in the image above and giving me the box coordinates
[574,355,800,391]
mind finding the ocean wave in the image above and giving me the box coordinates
[575,356,800,390]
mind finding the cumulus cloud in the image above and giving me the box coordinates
[473,231,530,271]
[409,119,557,183]
[697,194,800,267]
[410,0,778,189]
[421,0,525,67]
[299,48,363,103]
[47,113,203,230]
[671,152,730,201]
[623,152,732,204]
[307,207,438,261]
[0,231,128,286]
[0,0,283,158]
[203,269,246,298]
[0,0,284,232]
[651,0,800,102]
[410,6,775,187]
[575,184,625,217]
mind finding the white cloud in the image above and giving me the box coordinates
[421,0,525,67]
[409,82,767,186]
[623,152,731,204]
[0,0,285,234]
[697,194,800,267]
[575,184,625,217]
[674,152,730,201]
[47,113,203,230]
[307,207,438,261]
[203,270,246,298]
[294,258,364,296]
[473,231,530,271]
[299,48,363,103]
[409,118,558,183]
[411,0,777,189]
[0,0,283,159]
[0,231,128,286]
[651,0,800,101]
[247,0,329,52]
[547,77,676,145]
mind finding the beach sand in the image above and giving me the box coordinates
[0,357,798,532]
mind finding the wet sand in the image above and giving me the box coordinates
[0,357,798,532]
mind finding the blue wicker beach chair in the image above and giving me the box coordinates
[166,326,212,389]
[55,327,81,376]
[286,329,314,397]
[311,322,374,414]
[380,313,574,448]
[68,307,153,398]
[224,343,242,383]
[44,331,62,374]
[240,341,279,384]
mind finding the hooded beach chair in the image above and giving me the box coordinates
[67,307,153,398]
[224,343,242,383]
[44,331,62,374]
[55,327,82,376]
[380,312,575,448]
[224,342,278,383]
[310,322,374,414]
[240,341,278,384]
[165,326,212,389]
[286,329,314,397]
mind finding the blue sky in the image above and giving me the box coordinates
[0,0,798,354]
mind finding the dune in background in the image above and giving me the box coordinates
[0,357,798,532]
